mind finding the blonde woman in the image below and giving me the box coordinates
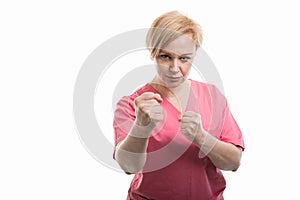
[113,10,244,200]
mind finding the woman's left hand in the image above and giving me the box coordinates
[180,111,205,146]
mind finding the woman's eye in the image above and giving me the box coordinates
[180,56,191,61]
[160,55,171,60]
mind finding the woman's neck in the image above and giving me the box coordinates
[150,76,190,98]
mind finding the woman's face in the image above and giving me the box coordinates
[154,34,196,88]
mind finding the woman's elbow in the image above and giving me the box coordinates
[231,159,241,171]
[231,147,243,171]
[221,147,242,171]
[115,150,146,174]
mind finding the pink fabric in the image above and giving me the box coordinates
[113,80,244,200]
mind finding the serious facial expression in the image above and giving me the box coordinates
[154,34,197,88]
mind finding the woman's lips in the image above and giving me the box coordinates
[167,76,182,80]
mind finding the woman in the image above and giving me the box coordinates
[113,10,244,200]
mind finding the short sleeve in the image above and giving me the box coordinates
[219,100,245,150]
[208,84,245,150]
[113,96,136,157]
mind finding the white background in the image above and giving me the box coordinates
[1,0,300,199]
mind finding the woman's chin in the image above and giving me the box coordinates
[164,80,183,88]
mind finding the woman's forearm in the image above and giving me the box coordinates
[195,131,242,171]
[207,140,242,171]
[115,123,153,174]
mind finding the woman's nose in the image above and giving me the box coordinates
[169,59,180,73]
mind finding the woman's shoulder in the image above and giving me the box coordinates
[117,83,153,103]
[190,79,219,92]
[189,79,227,113]
[190,79,225,99]
[134,83,154,93]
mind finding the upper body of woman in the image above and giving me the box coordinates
[113,10,244,200]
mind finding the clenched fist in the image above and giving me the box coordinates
[180,111,205,145]
[134,92,163,127]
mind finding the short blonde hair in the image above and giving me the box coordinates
[146,10,203,59]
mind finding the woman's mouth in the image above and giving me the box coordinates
[167,76,182,80]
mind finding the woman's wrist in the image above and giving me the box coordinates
[129,120,156,139]
[198,131,218,158]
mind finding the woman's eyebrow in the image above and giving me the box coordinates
[180,53,194,56]
[159,50,194,56]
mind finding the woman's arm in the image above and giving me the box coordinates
[203,131,243,171]
[115,124,152,174]
[115,92,163,174]
[181,111,243,171]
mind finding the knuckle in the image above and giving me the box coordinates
[142,92,154,98]
[134,98,139,105]
[137,104,146,111]
[149,99,157,104]
[134,96,142,105]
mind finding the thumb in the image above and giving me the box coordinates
[153,93,163,103]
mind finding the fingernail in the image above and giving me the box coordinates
[178,114,182,121]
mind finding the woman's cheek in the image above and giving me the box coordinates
[181,65,192,77]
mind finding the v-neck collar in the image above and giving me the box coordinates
[147,79,193,115]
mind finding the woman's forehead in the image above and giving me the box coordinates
[161,35,196,56]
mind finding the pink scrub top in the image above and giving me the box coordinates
[113,80,245,200]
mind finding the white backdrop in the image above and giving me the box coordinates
[1,0,300,199]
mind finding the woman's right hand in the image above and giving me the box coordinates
[134,92,163,127]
